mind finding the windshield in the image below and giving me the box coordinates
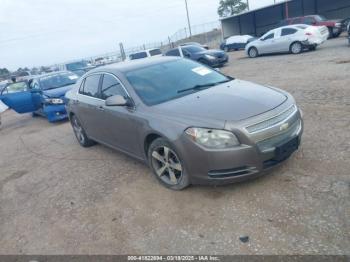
[314,15,326,21]
[182,45,206,53]
[126,59,231,106]
[39,72,79,90]
[66,61,89,71]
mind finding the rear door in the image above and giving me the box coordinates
[0,82,41,113]
[275,28,299,52]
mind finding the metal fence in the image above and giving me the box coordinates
[52,21,222,70]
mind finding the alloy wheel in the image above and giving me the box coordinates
[151,146,183,185]
[249,48,257,58]
[291,42,302,54]
[72,117,85,144]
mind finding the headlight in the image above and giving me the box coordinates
[204,54,216,60]
[45,98,64,105]
[185,127,240,149]
[335,23,342,27]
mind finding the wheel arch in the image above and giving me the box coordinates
[144,133,163,159]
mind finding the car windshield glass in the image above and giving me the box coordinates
[39,72,79,90]
[66,61,88,71]
[126,59,231,106]
[182,45,206,53]
[315,15,326,21]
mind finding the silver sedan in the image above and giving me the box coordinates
[246,25,328,58]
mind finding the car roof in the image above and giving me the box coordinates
[87,56,180,74]
[32,71,73,80]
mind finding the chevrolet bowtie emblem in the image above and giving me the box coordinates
[280,123,289,131]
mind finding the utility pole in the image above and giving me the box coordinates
[285,1,289,18]
[185,0,192,37]
[246,0,250,10]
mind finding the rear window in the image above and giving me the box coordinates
[149,49,162,56]
[129,52,147,60]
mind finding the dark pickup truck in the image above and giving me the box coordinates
[279,15,343,38]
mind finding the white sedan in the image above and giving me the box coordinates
[245,24,329,58]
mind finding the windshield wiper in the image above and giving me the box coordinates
[177,79,232,94]
[45,83,74,90]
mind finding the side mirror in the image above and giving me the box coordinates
[105,95,132,107]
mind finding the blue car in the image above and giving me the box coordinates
[0,71,79,122]
[220,35,255,52]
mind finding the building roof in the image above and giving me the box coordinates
[220,0,292,21]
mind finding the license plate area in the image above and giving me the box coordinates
[274,136,299,161]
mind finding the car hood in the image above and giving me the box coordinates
[153,79,287,122]
[43,84,75,98]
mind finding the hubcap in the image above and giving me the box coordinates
[72,117,85,144]
[250,49,257,57]
[292,43,301,53]
[151,146,183,185]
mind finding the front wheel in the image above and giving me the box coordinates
[248,47,258,58]
[70,115,95,147]
[290,42,302,54]
[148,138,190,190]
[224,46,229,52]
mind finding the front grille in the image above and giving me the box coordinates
[246,105,297,133]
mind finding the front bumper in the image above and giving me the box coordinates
[208,56,229,67]
[175,106,303,185]
[43,104,68,122]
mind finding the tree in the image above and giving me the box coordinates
[218,0,248,18]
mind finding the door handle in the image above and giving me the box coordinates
[97,106,105,111]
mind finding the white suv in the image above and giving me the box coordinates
[129,48,163,60]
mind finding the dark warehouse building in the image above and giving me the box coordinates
[221,0,350,38]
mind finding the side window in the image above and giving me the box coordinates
[292,18,302,24]
[166,49,180,56]
[149,49,162,56]
[80,74,101,98]
[281,28,297,36]
[262,33,274,40]
[130,52,147,60]
[100,74,126,100]
[304,17,315,25]
[5,82,28,93]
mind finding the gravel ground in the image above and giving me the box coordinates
[0,37,349,255]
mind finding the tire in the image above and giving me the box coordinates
[309,45,317,51]
[328,27,334,39]
[70,115,95,147]
[290,42,302,54]
[148,137,190,190]
[224,46,229,52]
[248,47,258,58]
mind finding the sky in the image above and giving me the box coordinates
[0,0,282,70]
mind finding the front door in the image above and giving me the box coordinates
[0,81,41,113]
[95,73,141,157]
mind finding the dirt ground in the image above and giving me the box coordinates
[0,36,349,255]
